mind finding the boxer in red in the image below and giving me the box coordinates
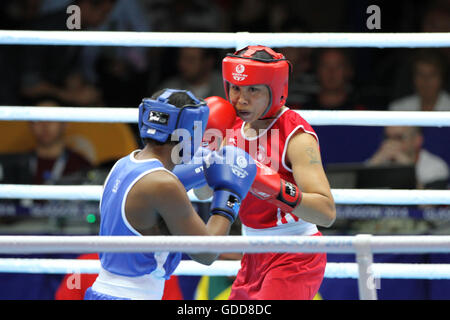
[199,46,336,300]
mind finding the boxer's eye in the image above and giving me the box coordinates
[230,85,240,92]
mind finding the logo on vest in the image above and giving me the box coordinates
[112,179,120,193]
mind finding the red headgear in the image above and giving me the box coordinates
[222,45,291,119]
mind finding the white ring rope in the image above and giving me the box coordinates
[0,259,448,280]
[1,184,449,205]
[0,235,449,254]
[2,107,450,127]
[0,31,449,48]
[0,106,135,123]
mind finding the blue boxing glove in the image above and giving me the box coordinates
[203,146,257,222]
[172,147,211,191]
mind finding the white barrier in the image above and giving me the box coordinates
[1,235,449,254]
[0,234,449,300]
[2,106,450,127]
[0,259,449,280]
[0,31,450,48]
[1,184,449,205]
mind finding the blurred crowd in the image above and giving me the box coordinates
[0,0,449,113]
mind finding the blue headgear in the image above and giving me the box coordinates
[138,89,209,157]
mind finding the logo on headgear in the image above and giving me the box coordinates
[236,64,245,74]
[232,64,248,82]
[149,111,169,125]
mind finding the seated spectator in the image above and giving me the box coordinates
[282,44,318,109]
[421,2,450,92]
[353,125,450,235]
[367,126,449,189]
[19,0,152,108]
[18,0,112,107]
[143,0,225,32]
[80,0,153,107]
[0,98,94,230]
[0,98,92,185]
[279,21,318,109]
[159,47,224,99]
[389,49,450,111]
[303,48,365,110]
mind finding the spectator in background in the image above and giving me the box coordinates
[303,48,364,110]
[0,98,92,186]
[19,0,152,108]
[279,20,318,109]
[367,126,449,189]
[0,98,93,231]
[230,0,271,32]
[79,0,152,107]
[18,0,113,107]
[358,125,449,235]
[385,1,450,100]
[159,47,224,99]
[389,49,450,112]
[421,1,450,92]
[143,0,226,32]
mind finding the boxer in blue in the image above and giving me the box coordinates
[84,89,256,300]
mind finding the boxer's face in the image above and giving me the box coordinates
[228,84,270,123]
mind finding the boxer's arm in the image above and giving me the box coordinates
[286,132,336,227]
[128,171,231,265]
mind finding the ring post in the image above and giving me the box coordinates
[354,234,378,300]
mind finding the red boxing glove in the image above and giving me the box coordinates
[203,96,237,150]
[250,160,302,213]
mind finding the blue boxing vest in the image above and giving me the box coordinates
[98,150,181,281]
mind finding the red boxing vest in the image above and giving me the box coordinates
[226,108,319,233]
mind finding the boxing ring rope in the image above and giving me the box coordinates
[2,106,450,127]
[1,258,450,280]
[1,184,449,205]
[0,234,449,299]
[0,30,450,48]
